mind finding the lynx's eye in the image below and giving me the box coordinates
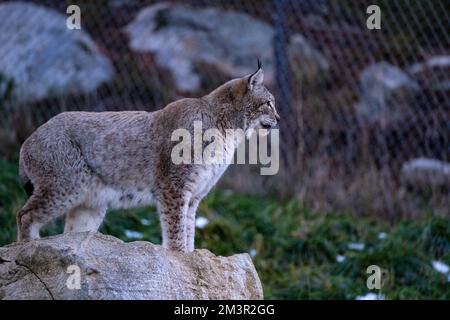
[258,101,271,109]
[266,101,276,112]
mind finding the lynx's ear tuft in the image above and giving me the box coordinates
[247,60,264,91]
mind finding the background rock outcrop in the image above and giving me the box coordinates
[0,232,263,300]
[0,2,113,103]
[401,158,450,189]
[408,55,450,92]
[355,62,419,124]
[125,3,329,92]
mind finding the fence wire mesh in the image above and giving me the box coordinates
[0,0,449,217]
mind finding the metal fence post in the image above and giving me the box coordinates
[273,0,298,170]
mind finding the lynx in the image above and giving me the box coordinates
[17,61,279,252]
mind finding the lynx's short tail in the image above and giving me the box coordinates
[19,147,34,197]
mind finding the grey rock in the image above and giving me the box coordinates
[0,232,263,300]
[408,55,450,92]
[401,158,450,188]
[0,2,114,103]
[355,62,419,124]
[124,3,328,92]
[409,55,450,74]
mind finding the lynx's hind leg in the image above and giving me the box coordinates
[17,128,95,242]
[64,206,107,233]
[16,186,81,242]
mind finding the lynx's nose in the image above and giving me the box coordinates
[275,112,280,122]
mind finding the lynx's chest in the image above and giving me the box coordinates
[191,163,229,199]
[191,140,235,198]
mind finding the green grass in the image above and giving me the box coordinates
[0,157,449,299]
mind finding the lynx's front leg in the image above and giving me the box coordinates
[186,197,201,252]
[157,195,189,252]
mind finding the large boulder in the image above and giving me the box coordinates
[0,232,263,300]
[124,3,329,92]
[355,62,419,124]
[0,2,114,103]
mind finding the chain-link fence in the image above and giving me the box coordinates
[0,0,449,217]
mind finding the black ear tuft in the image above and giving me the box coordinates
[247,60,264,90]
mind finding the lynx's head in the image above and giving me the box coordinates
[241,61,280,137]
[208,60,280,138]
